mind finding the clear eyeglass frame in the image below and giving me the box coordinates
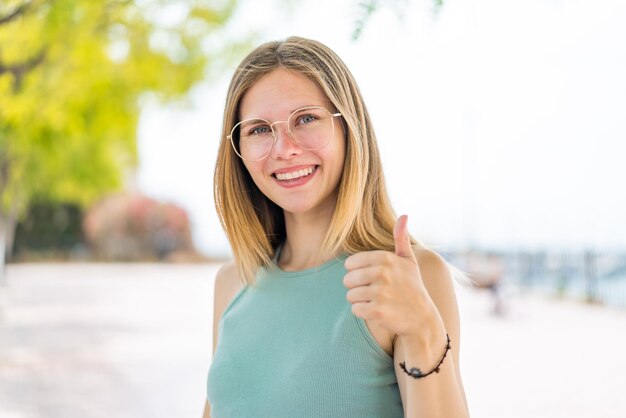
[227,105,342,162]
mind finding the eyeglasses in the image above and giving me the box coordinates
[228,106,342,162]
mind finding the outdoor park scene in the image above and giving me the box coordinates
[1,0,626,417]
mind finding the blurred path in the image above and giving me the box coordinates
[0,263,217,418]
[1,263,625,418]
[457,282,626,418]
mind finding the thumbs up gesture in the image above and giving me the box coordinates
[343,215,443,339]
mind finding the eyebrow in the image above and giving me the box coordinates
[242,104,328,120]
[289,105,315,113]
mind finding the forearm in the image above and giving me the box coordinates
[398,333,469,418]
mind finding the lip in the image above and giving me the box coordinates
[271,165,319,188]
[271,164,318,176]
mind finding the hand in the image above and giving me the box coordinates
[343,215,444,340]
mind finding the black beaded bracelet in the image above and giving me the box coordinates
[399,334,451,379]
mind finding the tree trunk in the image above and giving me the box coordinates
[0,213,6,287]
[5,211,16,260]
[0,213,9,320]
[0,209,17,286]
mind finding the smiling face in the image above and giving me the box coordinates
[238,68,346,217]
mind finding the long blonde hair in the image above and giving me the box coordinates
[214,36,417,284]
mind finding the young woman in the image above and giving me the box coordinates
[204,36,469,418]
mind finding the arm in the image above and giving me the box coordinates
[394,248,469,417]
[201,262,244,418]
[202,401,211,418]
[343,216,469,417]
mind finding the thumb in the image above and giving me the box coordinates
[394,214,415,260]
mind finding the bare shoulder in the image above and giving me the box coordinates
[214,260,245,319]
[413,247,455,293]
[412,246,461,342]
[212,260,244,354]
[215,260,243,292]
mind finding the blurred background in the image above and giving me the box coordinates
[1,0,625,417]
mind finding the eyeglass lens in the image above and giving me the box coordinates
[231,107,335,161]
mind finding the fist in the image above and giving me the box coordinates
[343,215,440,338]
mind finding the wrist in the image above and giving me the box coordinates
[396,319,448,366]
[398,333,452,380]
[397,313,446,350]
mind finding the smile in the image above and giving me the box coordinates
[273,166,317,181]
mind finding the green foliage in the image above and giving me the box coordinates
[352,0,380,41]
[0,0,238,220]
[352,0,444,40]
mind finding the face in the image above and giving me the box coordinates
[238,68,346,217]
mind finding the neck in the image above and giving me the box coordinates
[278,206,340,271]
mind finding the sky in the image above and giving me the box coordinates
[136,0,626,257]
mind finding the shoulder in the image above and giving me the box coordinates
[212,260,245,355]
[215,260,242,289]
[412,247,460,325]
[213,261,245,324]
[413,247,453,286]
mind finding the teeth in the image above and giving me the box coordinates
[275,167,315,181]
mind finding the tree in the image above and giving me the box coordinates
[352,0,444,39]
[0,0,241,282]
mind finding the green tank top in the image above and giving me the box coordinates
[206,253,404,417]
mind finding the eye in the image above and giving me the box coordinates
[296,113,318,125]
[247,124,271,136]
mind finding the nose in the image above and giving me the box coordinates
[270,121,302,159]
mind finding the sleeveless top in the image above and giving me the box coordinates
[206,253,404,418]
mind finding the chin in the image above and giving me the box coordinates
[277,201,317,214]
[276,195,338,217]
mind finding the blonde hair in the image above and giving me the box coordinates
[214,36,418,284]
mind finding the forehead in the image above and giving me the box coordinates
[239,68,331,119]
